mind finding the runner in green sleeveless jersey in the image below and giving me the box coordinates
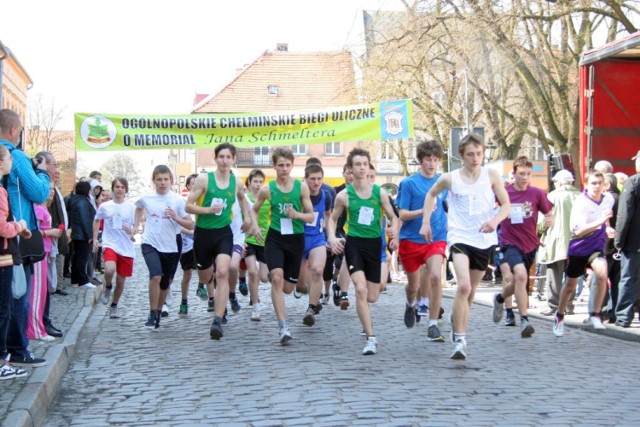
[328,148,398,356]
[243,169,270,321]
[185,143,256,340]
[250,148,314,345]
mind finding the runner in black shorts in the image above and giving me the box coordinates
[250,148,314,345]
[328,148,398,356]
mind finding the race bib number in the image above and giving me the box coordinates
[112,215,123,230]
[468,194,481,216]
[211,198,226,216]
[280,218,293,235]
[511,204,524,224]
[357,206,374,225]
[306,212,319,228]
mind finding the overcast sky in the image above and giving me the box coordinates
[3,0,403,130]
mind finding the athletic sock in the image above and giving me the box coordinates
[278,319,286,328]
[419,297,429,306]
[229,292,236,300]
[428,319,437,327]
[453,332,466,343]
[506,308,514,316]
[496,293,505,304]
[521,315,528,321]
[181,299,187,305]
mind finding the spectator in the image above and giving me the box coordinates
[68,181,96,289]
[35,151,66,340]
[613,151,640,327]
[0,144,30,380]
[603,173,621,322]
[0,108,50,367]
[538,170,580,316]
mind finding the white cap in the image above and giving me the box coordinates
[552,169,574,184]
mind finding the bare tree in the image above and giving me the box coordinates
[25,93,66,153]
[359,0,639,167]
[100,154,145,199]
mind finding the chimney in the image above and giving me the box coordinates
[276,43,288,52]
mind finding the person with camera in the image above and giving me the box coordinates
[0,109,51,367]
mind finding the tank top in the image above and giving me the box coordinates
[245,192,270,247]
[195,172,236,229]
[446,167,497,249]
[269,179,304,234]
[305,189,327,239]
[347,184,382,239]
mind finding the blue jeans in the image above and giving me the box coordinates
[615,250,640,325]
[0,265,13,359]
[7,264,32,358]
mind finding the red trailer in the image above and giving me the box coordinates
[579,31,640,184]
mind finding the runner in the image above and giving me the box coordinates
[178,174,198,317]
[490,156,553,338]
[250,147,314,344]
[553,170,615,336]
[332,164,354,308]
[185,143,253,340]
[328,148,398,356]
[243,169,270,322]
[134,165,193,330]
[420,133,511,360]
[94,177,136,319]
[396,139,448,342]
[297,163,331,327]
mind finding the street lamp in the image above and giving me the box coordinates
[485,141,497,164]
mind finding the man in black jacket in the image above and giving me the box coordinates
[614,151,640,327]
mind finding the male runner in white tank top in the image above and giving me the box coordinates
[420,133,511,360]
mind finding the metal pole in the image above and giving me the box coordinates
[463,70,471,134]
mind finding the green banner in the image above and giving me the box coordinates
[74,99,413,151]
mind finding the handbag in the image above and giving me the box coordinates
[15,177,46,264]
[19,230,45,264]
[11,263,27,299]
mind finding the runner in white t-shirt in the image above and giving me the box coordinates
[134,165,194,330]
[93,177,136,319]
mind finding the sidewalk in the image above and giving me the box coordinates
[0,278,101,427]
[443,281,640,342]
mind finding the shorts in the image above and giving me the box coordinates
[450,243,493,272]
[497,245,537,273]
[141,244,180,290]
[233,244,244,257]
[345,235,382,284]
[103,248,133,277]
[304,234,326,260]
[245,243,266,264]
[193,226,233,270]
[265,228,305,284]
[399,240,447,273]
[323,250,335,281]
[180,249,195,271]
[566,252,604,278]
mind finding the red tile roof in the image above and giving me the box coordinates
[192,50,358,113]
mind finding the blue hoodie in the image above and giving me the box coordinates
[0,140,51,230]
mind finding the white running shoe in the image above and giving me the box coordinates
[450,340,467,360]
[80,282,96,289]
[589,315,606,330]
[37,335,56,342]
[109,306,119,319]
[100,287,112,305]
[250,309,261,322]
[161,304,169,318]
[362,336,377,355]
[279,325,292,344]
[553,313,564,337]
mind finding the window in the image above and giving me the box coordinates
[254,146,270,165]
[325,142,341,156]
[379,140,397,161]
[291,144,306,155]
[268,85,279,95]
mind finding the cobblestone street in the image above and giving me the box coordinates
[39,248,640,426]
